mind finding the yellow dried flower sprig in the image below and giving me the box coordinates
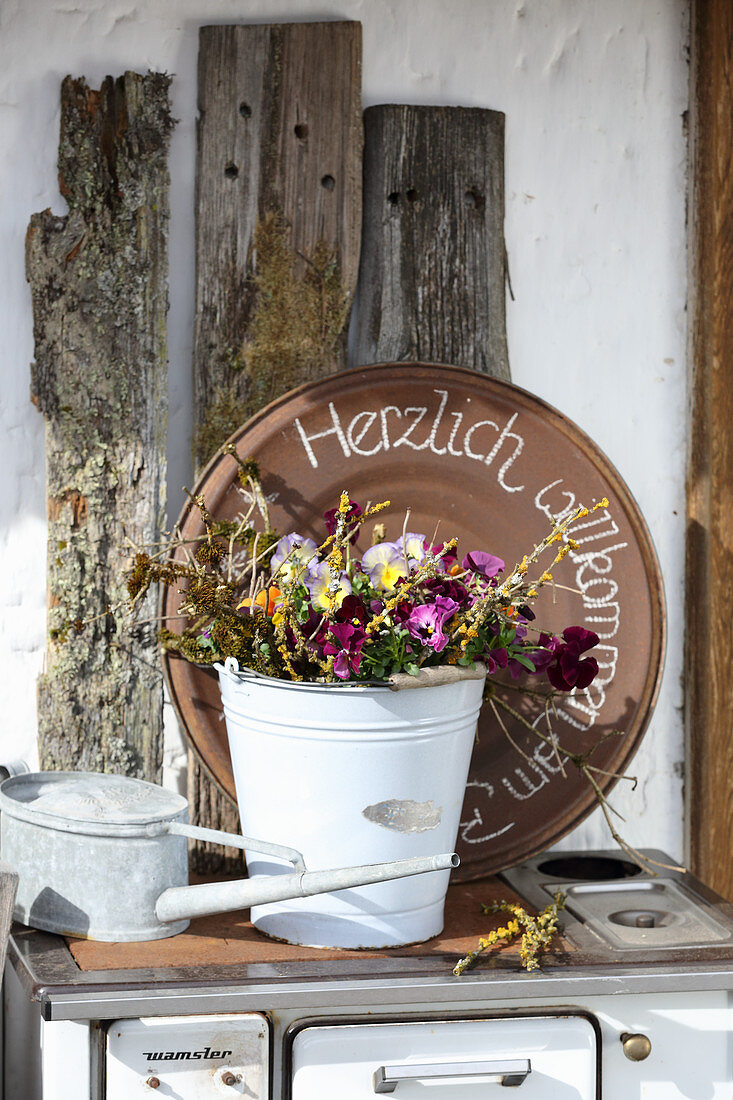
[318,497,391,557]
[453,892,566,975]
[458,497,612,630]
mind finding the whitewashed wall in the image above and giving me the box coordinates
[0,0,689,859]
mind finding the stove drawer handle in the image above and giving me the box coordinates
[373,1058,531,1092]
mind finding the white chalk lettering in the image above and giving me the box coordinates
[572,542,628,642]
[459,781,516,843]
[584,605,621,641]
[535,479,577,524]
[463,418,499,460]
[530,480,629,731]
[295,403,351,468]
[393,406,429,450]
[484,412,524,492]
[291,392,527,495]
[528,726,567,778]
[428,389,449,456]
[581,602,620,642]
[573,542,629,578]
[447,412,464,456]
[346,410,383,457]
[591,645,620,683]
[559,697,597,731]
[570,510,620,544]
[531,730,568,776]
[380,405,401,449]
[502,760,549,800]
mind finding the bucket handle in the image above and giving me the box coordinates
[166,821,306,872]
[222,656,241,680]
[219,656,276,683]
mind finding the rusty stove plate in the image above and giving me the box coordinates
[162,363,665,879]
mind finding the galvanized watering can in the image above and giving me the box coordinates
[0,772,457,942]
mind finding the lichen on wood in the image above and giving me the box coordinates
[194,213,350,464]
[27,72,173,780]
[244,215,350,400]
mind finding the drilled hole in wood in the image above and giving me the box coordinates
[387,192,400,205]
[239,103,251,118]
[294,123,308,140]
[321,174,335,191]
[224,164,239,180]
[406,188,419,202]
[465,188,486,212]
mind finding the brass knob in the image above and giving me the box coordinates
[146,1079,161,1090]
[621,1032,652,1061]
[221,1071,239,1086]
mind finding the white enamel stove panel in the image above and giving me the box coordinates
[290,1014,598,1098]
[106,1013,269,1097]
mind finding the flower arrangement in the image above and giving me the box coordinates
[136,451,606,698]
[126,450,677,890]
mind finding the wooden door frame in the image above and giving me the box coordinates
[686,0,733,894]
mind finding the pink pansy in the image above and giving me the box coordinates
[405,596,459,652]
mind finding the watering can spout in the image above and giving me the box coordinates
[155,852,460,925]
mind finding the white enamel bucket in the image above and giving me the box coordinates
[216,660,487,949]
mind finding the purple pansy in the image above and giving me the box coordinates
[424,575,470,607]
[323,622,367,679]
[334,594,369,626]
[483,647,509,675]
[526,634,558,675]
[462,550,505,579]
[546,626,600,692]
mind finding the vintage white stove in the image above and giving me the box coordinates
[5,849,733,1098]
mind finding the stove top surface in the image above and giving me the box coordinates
[501,849,733,956]
[9,850,733,1022]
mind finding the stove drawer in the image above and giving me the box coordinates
[290,1014,599,1098]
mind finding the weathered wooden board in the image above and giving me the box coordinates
[354,104,510,377]
[193,20,363,469]
[27,73,172,780]
[189,21,363,868]
[686,0,733,898]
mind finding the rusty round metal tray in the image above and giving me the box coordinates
[162,363,665,879]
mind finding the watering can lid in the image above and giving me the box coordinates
[0,771,188,833]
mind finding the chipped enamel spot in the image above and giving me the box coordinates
[362,799,442,833]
